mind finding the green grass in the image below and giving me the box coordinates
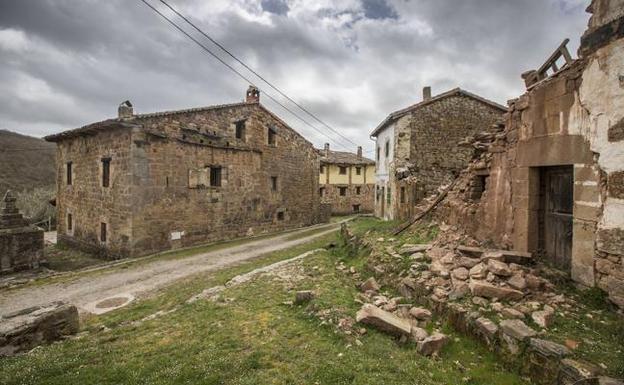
[0,220,527,385]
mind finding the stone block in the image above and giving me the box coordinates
[355,304,412,337]
[499,319,537,341]
[469,281,524,301]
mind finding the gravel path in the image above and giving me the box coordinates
[0,222,340,316]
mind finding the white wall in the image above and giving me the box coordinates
[373,122,395,220]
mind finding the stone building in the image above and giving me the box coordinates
[318,144,375,214]
[45,86,328,259]
[437,0,624,309]
[370,87,507,221]
[0,190,45,273]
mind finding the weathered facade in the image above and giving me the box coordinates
[318,144,375,215]
[45,87,328,259]
[371,87,507,221]
[438,0,624,309]
[0,190,44,273]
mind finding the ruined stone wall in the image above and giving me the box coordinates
[437,0,624,308]
[55,127,134,258]
[128,104,322,256]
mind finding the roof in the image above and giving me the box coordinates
[370,87,508,137]
[44,101,313,147]
[318,149,375,165]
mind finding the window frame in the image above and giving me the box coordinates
[271,176,278,191]
[67,213,73,232]
[267,126,277,146]
[100,222,107,243]
[101,157,111,188]
[235,120,246,141]
[66,161,73,186]
[339,186,347,196]
[355,167,361,175]
[355,186,361,195]
[338,166,347,175]
[385,140,390,158]
[210,166,222,187]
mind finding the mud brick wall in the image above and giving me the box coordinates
[408,94,504,195]
[320,184,374,215]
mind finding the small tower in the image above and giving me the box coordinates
[118,100,133,118]
[246,86,260,103]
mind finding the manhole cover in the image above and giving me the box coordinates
[95,296,130,309]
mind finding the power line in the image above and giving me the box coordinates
[138,0,353,151]
[158,0,359,149]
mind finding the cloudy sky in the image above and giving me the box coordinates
[0,0,589,155]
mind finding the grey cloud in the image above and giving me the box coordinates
[0,0,589,153]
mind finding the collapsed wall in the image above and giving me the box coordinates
[437,0,624,309]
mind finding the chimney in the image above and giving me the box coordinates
[324,143,330,157]
[118,100,133,118]
[423,86,432,101]
[246,85,260,103]
[357,146,362,160]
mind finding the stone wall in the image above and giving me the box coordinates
[52,101,324,258]
[437,0,624,309]
[320,183,374,214]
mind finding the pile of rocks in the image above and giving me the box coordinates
[354,276,449,357]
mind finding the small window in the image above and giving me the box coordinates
[386,187,391,204]
[400,186,406,203]
[320,165,325,174]
[356,167,361,175]
[271,176,278,191]
[376,147,380,161]
[353,204,360,213]
[210,167,222,187]
[268,127,276,145]
[339,166,347,175]
[66,162,73,185]
[356,186,361,195]
[277,211,284,220]
[385,140,390,158]
[102,157,111,188]
[67,213,73,232]
[339,187,347,196]
[319,187,325,197]
[100,222,107,243]
[235,120,246,140]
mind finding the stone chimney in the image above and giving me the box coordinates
[246,85,260,103]
[423,86,432,101]
[357,146,362,160]
[118,100,133,118]
[324,143,330,157]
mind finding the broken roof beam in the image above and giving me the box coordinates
[522,39,573,88]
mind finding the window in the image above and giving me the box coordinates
[356,186,361,195]
[277,211,285,221]
[268,126,276,145]
[102,157,111,188]
[356,167,361,175]
[271,176,278,191]
[100,222,107,243]
[320,165,325,174]
[400,186,406,203]
[319,187,325,197]
[67,213,73,232]
[385,140,390,158]
[339,166,347,175]
[235,120,246,140]
[471,175,488,200]
[386,187,391,204]
[210,167,222,187]
[66,162,72,185]
[353,204,360,213]
[339,187,347,196]
[376,147,380,161]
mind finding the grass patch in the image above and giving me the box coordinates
[0,220,528,385]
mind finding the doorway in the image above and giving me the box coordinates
[538,166,573,273]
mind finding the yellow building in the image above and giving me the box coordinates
[318,144,375,214]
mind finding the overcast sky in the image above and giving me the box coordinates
[0,0,590,155]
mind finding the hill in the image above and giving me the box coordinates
[0,129,56,194]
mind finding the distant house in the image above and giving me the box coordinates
[45,86,328,259]
[371,87,507,221]
[318,144,375,215]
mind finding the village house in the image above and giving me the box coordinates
[370,87,507,221]
[44,86,329,259]
[318,144,375,214]
[437,0,624,309]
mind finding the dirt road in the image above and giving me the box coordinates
[0,222,340,316]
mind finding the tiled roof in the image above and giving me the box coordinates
[370,88,508,137]
[318,149,375,165]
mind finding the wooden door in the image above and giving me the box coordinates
[542,166,573,272]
